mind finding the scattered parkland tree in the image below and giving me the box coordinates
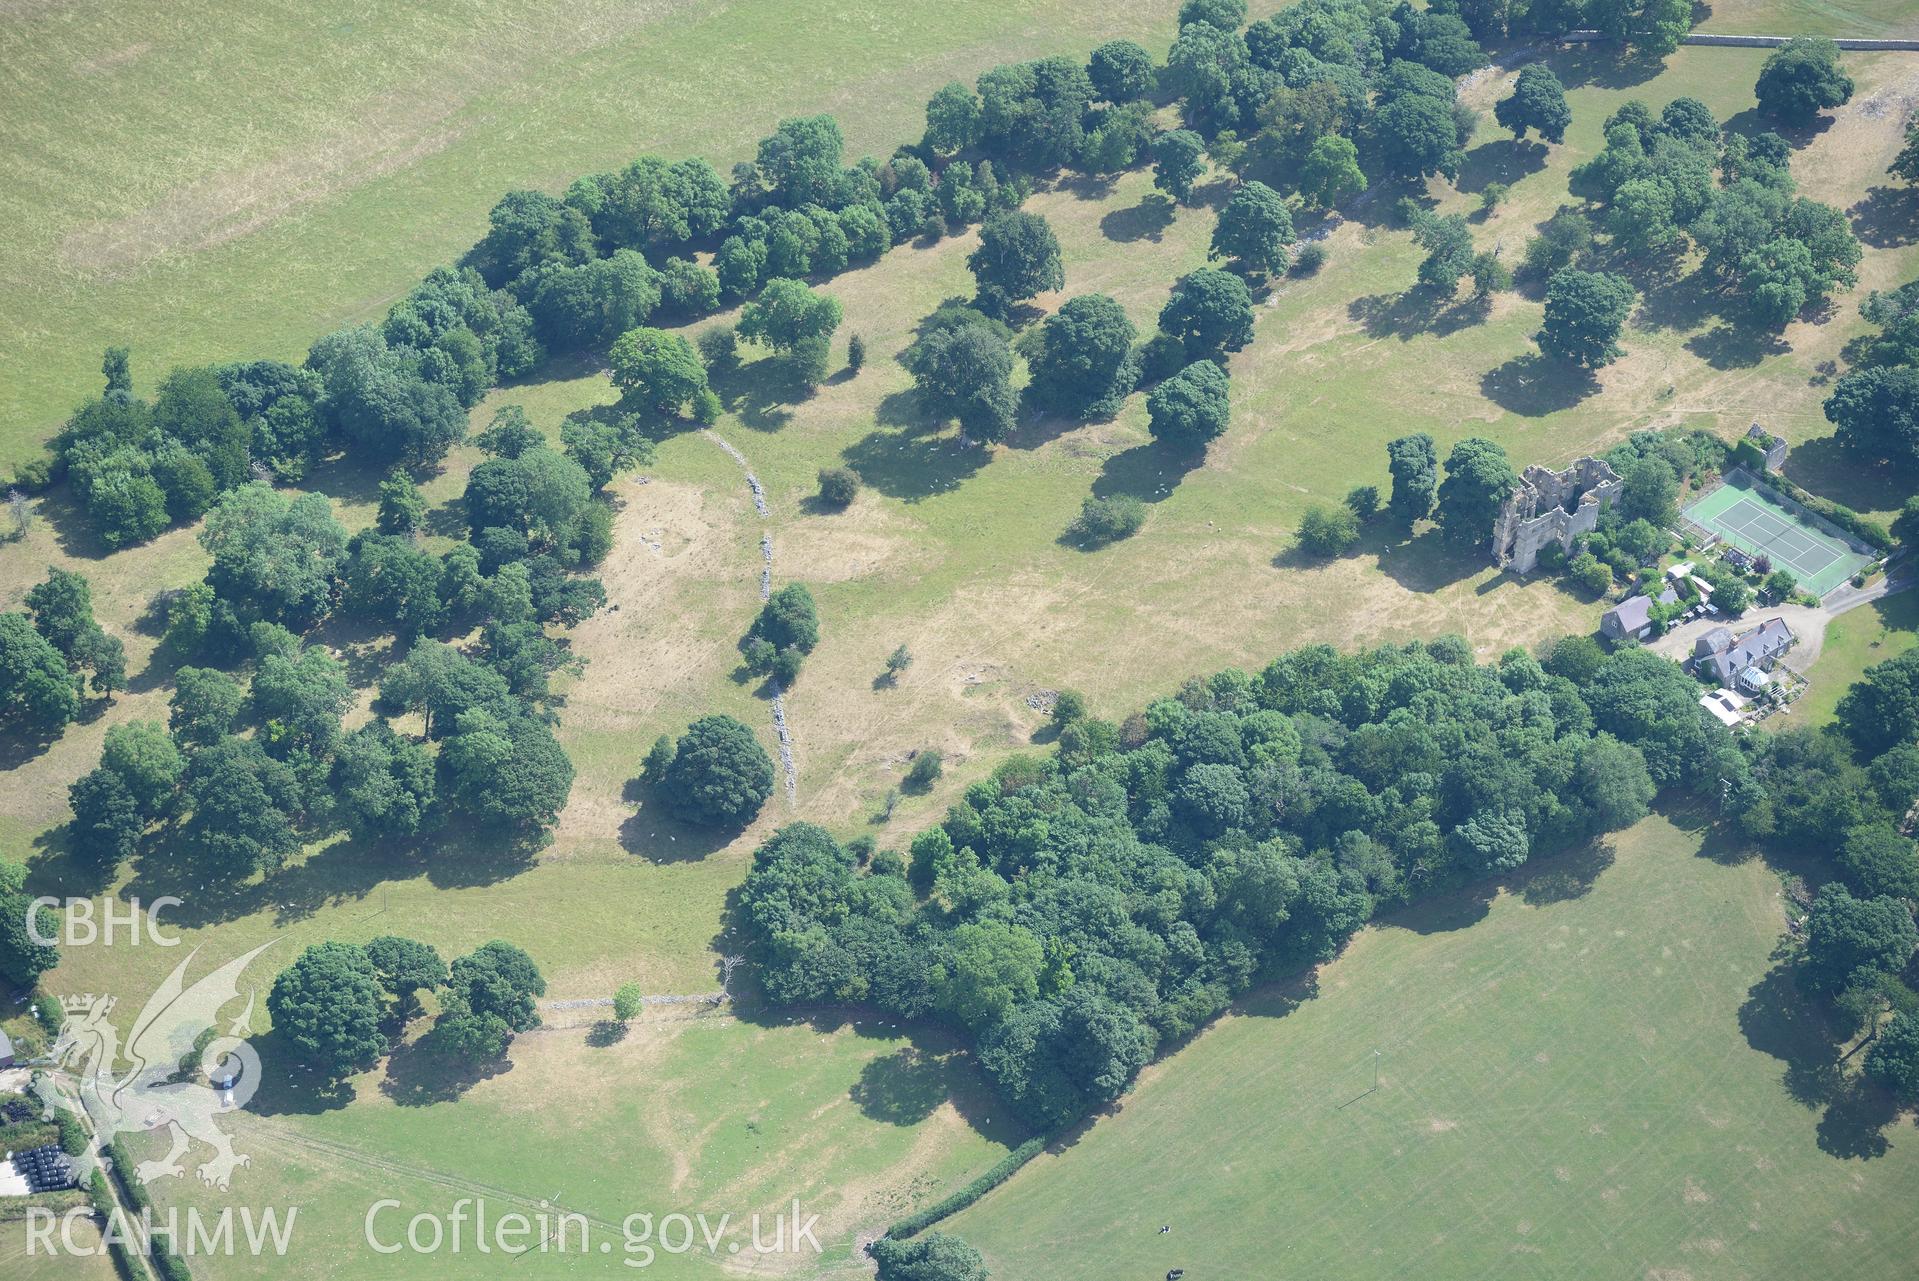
[268,942,388,1080]
[923,81,982,156]
[1386,432,1439,523]
[656,714,777,827]
[1435,437,1519,546]
[1210,181,1293,276]
[1088,39,1156,103]
[68,767,143,872]
[1414,213,1474,293]
[902,305,1018,443]
[439,707,575,832]
[100,720,182,814]
[1801,884,1918,994]
[1146,360,1232,452]
[1494,65,1571,144]
[1371,67,1466,182]
[1158,269,1255,360]
[1536,269,1635,368]
[1837,648,1919,756]
[968,211,1065,312]
[376,471,426,534]
[1893,118,1919,184]
[1298,135,1367,209]
[0,859,60,988]
[739,278,843,359]
[1152,130,1209,203]
[1866,1014,1919,1102]
[0,612,77,732]
[609,327,708,414]
[1755,37,1854,127]
[365,936,447,1019]
[1027,294,1139,420]
[1066,493,1147,546]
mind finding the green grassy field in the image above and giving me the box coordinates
[1699,0,1919,36]
[951,815,1919,1280]
[0,0,1195,469]
[0,1213,120,1281]
[122,1007,1023,1279]
[1794,586,1919,725]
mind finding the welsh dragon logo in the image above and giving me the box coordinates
[33,943,274,1190]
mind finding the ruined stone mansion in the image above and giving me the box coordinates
[1491,456,1624,575]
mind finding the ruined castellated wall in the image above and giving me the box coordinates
[1492,457,1623,575]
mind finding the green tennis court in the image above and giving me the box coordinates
[1683,473,1873,597]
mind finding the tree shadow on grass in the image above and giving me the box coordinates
[1782,436,1915,516]
[1815,1077,1900,1159]
[710,354,801,431]
[1058,172,1121,202]
[1723,107,1834,151]
[246,1030,357,1117]
[1739,962,1843,1110]
[1480,352,1596,417]
[1542,43,1670,92]
[1454,138,1549,195]
[24,826,116,901]
[1090,440,1203,504]
[1633,265,1722,335]
[31,484,116,563]
[1849,186,1919,250]
[616,776,741,863]
[586,1020,628,1048]
[1685,321,1790,371]
[1511,835,1615,906]
[1348,289,1490,340]
[850,1046,966,1126]
[841,425,988,502]
[0,723,61,769]
[300,448,397,511]
[381,1030,513,1107]
[1100,193,1177,244]
[1375,527,1485,594]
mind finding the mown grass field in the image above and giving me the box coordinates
[123,1007,1024,1279]
[951,816,1919,1281]
[0,1212,119,1281]
[4,3,1919,1276]
[1792,586,1919,725]
[0,0,1195,469]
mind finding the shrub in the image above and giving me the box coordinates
[1291,242,1327,275]
[846,333,866,373]
[1568,551,1612,596]
[1066,494,1146,545]
[818,466,860,508]
[613,982,644,1021]
[1297,503,1360,557]
[697,326,738,371]
[904,750,943,791]
[770,645,805,686]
